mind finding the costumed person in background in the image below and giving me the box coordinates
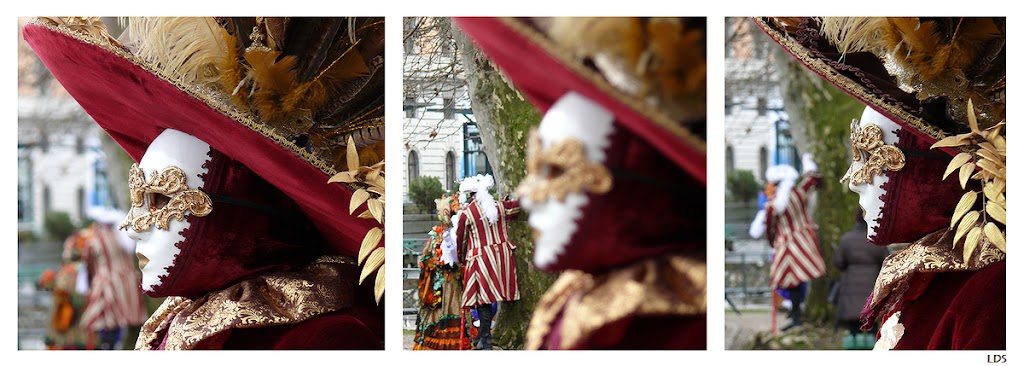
[454,174,521,350]
[25,16,385,349]
[456,17,707,349]
[38,231,92,349]
[757,17,1005,350]
[75,207,149,349]
[834,207,889,336]
[413,194,473,350]
[749,154,827,331]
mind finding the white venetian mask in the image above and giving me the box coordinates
[517,92,614,269]
[121,129,212,292]
[841,107,905,239]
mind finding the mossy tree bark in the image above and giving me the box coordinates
[775,47,864,326]
[452,24,558,350]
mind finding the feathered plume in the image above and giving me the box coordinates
[819,17,1005,128]
[121,17,385,172]
[121,17,229,88]
[543,17,706,124]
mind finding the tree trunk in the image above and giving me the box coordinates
[775,47,864,326]
[452,24,558,350]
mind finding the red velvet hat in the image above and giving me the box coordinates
[23,17,386,301]
[755,17,1005,255]
[455,18,706,273]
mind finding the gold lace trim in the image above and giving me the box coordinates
[524,254,706,350]
[497,18,706,154]
[840,122,906,185]
[517,130,613,202]
[754,17,949,143]
[135,255,356,350]
[121,164,213,232]
[866,229,1004,322]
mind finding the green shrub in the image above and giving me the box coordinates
[727,169,760,204]
[408,176,445,213]
[43,211,76,241]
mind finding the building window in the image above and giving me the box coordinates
[445,151,456,191]
[408,150,420,182]
[756,97,767,116]
[443,97,455,120]
[726,145,735,174]
[405,97,416,118]
[18,154,32,223]
[75,137,84,154]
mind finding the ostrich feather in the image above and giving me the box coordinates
[122,17,228,88]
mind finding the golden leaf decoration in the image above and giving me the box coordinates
[367,199,384,224]
[986,200,1006,225]
[329,171,358,184]
[328,135,385,306]
[951,191,978,229]
[966,99,980,132]
[963,226,982,263]
[358,227,383,265]
[349,189,370,215]
[976,148,1002,167]
[976,160,1003,179]
[930,133,973,148]
[373,265,385,305]
[983,182,1001,202]
[358,247,384,284]
[346,136,359,172]
[943,153,973,179]
[985,222,1006,253]
[954,211,979,246]
[978,142,1000,157]
[958,162,975,189]
[931,99,1005,259]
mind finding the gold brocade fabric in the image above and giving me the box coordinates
[135,255,356,350]
[525,254,706,350]
[865,229,1005,323]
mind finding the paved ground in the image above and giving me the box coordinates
[724,308,789,350]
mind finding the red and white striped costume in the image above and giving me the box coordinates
[766,174,826,289]
[77,224,149,331]
[456,199,521,308]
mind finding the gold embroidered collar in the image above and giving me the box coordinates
[865,228,1004,325]
[135,255,356,350]
[524,254,705,350]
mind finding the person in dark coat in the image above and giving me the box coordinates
[833,208,889,334]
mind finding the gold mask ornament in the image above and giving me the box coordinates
[841,120,906,186]
[517,130,613,202]
[120,164,213,232]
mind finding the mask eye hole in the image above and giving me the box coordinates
[546,164,566,180]
[149,192,171,211]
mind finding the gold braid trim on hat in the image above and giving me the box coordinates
[525,254,706,350]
